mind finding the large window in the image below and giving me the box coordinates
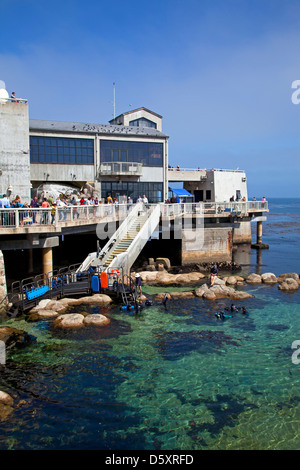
[101,181,163,203]
[100,140,163,167]
[129,118,157,129]
[30,136,94,164]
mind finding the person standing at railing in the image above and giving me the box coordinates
[40,198,50,224]
[13,196,24,225]
[50,203,56,224]
[10,92,19,103]
[30,196,39,223]
[0,194,10,225]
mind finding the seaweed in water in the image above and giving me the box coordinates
[154,330,240,361]
[187,394,258,439]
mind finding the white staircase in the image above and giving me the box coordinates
[77,203,161,274]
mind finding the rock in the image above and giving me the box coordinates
[210,285,236,297]
[213,277,226,286]
[278,278,299,291]
[157,263,165,272]
[83,314,110,326]
[225,276,238,285]
[54,314,85,328]
[29,300,67,315]
[277,273,299,282]
[66,294,112,306]
[246,273,262,284]
[0,391,13,406]
[194,284,209,297]
[169,291,195,299]
[27,309,59,322]
[261,273,278,284]
[0,404,13,421]
[156,257,171,270]
[0,327,33,350]
[146,265,156,271]
[230,291,253,299]
[148,258,155,266]
[35,299,51,309]
[203,291,217,300]
[208,285,253,300]
[155,293,171,301]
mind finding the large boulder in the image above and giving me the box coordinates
[28,309,59,322]
[203,291,217,300]
[277,273,299,282]
[261,273,278,284]
[230,291,253,299]
[278,278,299,291]
[169,291,195,299]
[83,314,110,326]
[156,257,171,270]
[246,273,262,284]
[194,284,209,297]
[0,391,13,406]
[225,276,238,286]
[54,314,85,328]
[66,294,112,306]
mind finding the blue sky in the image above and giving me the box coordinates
[1,0,300,197]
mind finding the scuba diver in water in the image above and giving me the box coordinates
[241,306,249,315]
[162,293,171,308]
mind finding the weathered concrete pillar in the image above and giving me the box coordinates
[181,227,232,264]
[232,220,252,244]
[42,247,53,275]
[257,221,263,245]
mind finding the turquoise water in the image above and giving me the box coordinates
[0,198,300,450]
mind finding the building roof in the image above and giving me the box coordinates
[169,187,194,197]
[29,119,168,138]
[109,107,163,122]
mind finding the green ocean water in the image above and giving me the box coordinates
[0,198,299,450]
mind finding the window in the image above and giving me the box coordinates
[129,118,157,129]
[101,182,163,203]
[100,140,163,167]
[30,136,94,164]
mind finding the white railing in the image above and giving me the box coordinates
[0,201,268,229]
[99,161,143,176]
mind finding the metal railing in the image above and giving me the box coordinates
[0,201,268,229]
[99,161,143,176]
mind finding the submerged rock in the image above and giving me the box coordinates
[0,326,33,349]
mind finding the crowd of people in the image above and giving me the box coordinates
[0,192,151,226]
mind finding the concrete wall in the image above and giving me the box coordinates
[232,220,252,244]
[0,101,31,202]
[181,226,232,264]
[213,170,248,202]
[30,163,95,182]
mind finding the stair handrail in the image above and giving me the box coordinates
[98,202,144,267]
[109,203,161,273]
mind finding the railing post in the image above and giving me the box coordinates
[15,209,19,228]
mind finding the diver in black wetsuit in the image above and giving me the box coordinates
[241,307,248,315]
[216,312,225,319]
